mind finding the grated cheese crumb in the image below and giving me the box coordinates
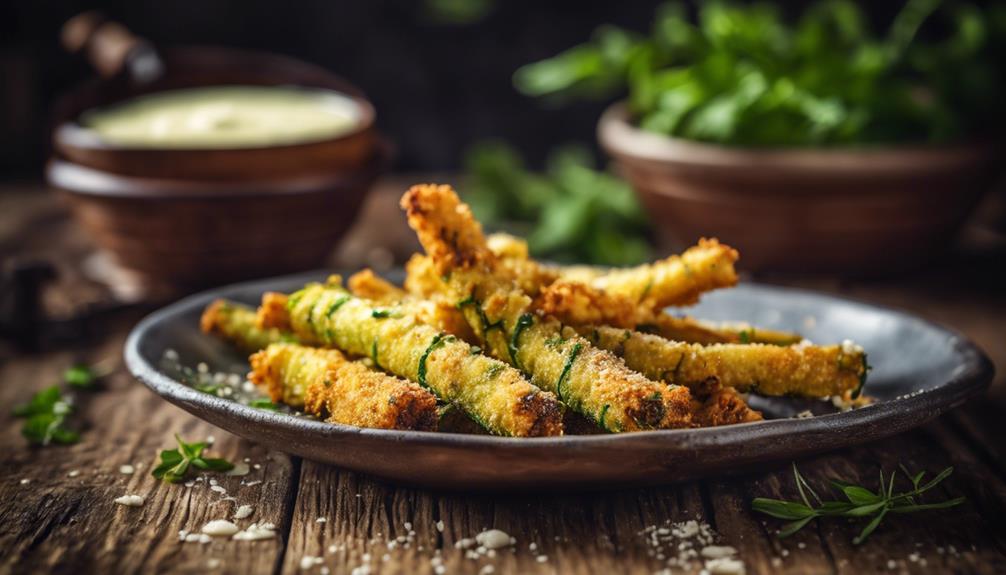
[202,519,239,536]
[226,462,250,476]
[476,529,513,549]
[114,494,145,507]
[705,557,746,575]
[232,523,276,541]
[299,556,324,570]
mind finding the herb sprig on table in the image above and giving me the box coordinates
[752,463,965,544]
[464,141,651,266]
[152,434,234,483]
[514,0,1006,146]
[13,361,110,446]
[13,386,80,446]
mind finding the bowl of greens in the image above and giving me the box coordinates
[515,0,1004,272]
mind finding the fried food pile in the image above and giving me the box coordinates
[199,184,868,436]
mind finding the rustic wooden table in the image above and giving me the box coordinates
[2,180,1005,575]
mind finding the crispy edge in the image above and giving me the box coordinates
[535,280,646,329]
[347,269,407,303]
[249,344,439,431]
[401,183,493,276]
[597,237,740,309]
[257,292,292,331]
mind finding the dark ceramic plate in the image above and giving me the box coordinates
[124,272,993,490]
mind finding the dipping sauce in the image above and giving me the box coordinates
[80,85,361,149]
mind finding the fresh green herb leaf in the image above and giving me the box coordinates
[463,141,650,266]
[64,365,97,389]
[14,386,79,446]
[371,309,401,319]
[515,1,1006,146]
[752,463,965,544]
[195,383,221,395]
[151,434,233,483]
[249,399,279,411]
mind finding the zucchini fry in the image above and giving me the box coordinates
[249,343,438,431]
[639,314,803,346]
[402,183,695,432]
[482,232,739,309]
[349,269,477,344]
[579,325,868,398]
[584,238,739,310]
[200,299,292,352]
[258,281,564,437]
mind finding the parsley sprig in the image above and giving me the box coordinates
[13,386,79,445]
[752,463,965,544]
[152,434,234,483]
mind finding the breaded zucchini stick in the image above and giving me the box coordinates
[583,238,739,309]
[349,269,477,344]
[200,299,293,352]
[402,184,695,432]
[639,314,803,346]
[257,281,564,437]
[578,325,868,398]
[415,237,798,345]
[483,232,739,309]
[249,343,438,431]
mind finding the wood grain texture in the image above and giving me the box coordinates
[2,182,1005,574]
[0,316,298,575]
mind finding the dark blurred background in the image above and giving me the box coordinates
[0,0,931,178]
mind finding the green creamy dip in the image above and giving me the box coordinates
[80,85,361,148]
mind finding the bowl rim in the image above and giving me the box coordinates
[52,46,377,155]
[597,101,995,173]
[46,140,391,200]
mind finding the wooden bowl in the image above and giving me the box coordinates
[47,146,387,288]
[599,103,1001,274]
[50,46,377,180]
[46,36,386,288]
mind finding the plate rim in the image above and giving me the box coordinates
[124,271,995,451]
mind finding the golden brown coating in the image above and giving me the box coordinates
[200,299,291,352]
[264,281,564,437]
[587,238,739,310]
[579,325,867,398]
[693,385,764,427]
[257,292,294,333]
[534,280,648,329]
[249,343,438,431]
[402,183,696,432]
[641,314,803,346]
[347,269,407,303]
[349,269,478,344]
